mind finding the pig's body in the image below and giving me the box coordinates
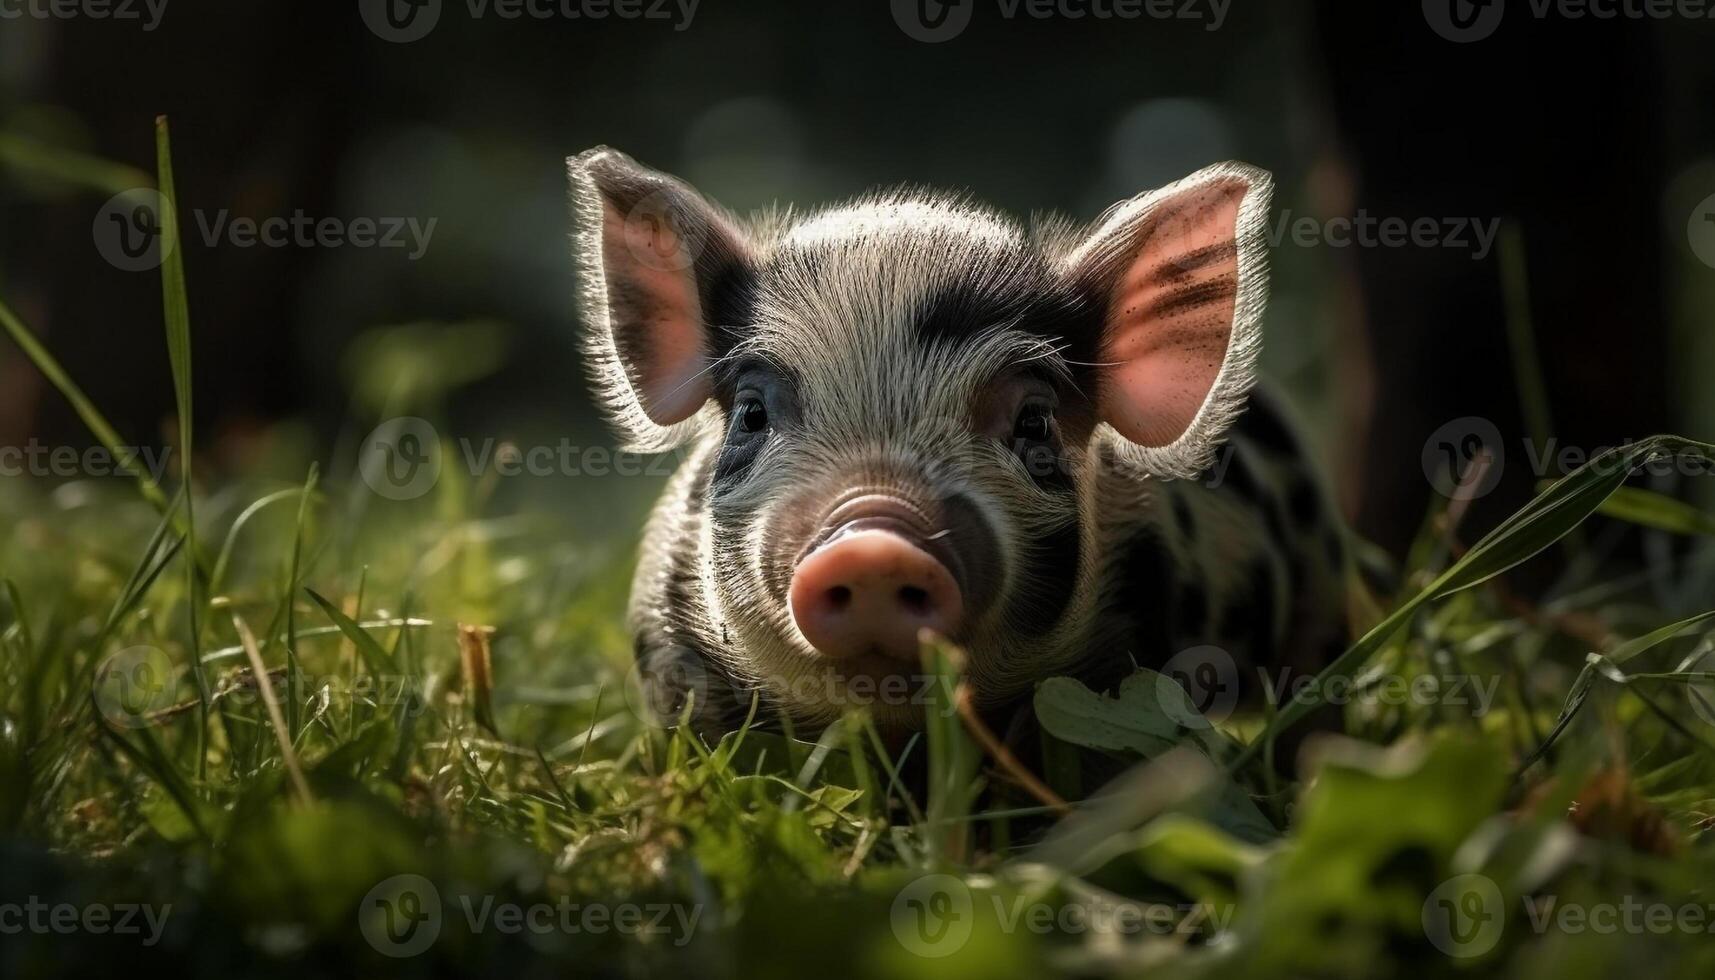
[569,150,1348,738]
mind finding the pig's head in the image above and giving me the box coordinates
[570,147,1271,728]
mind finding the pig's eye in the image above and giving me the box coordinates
[1013,403,1053,443]
[736,396,769,434]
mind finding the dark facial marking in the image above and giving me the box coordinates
[702,259,760,361]
[1170,491,1198,545]
[1113,529,1176,667]
[1287,477,1322,527]
[1324,526,1347,567]
[1218,439,1257,496]
[1008,520,1082,637]
[1233,387,1301,457]
[1176,582,1209,638]
[1220,558,1280,654]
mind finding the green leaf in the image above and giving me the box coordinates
[303,587,399,679]
[1234,735,1509,973]
[1606,609,1715,665]
[154,115,212,777]
[1239,436,1715,765]
[1131,814,1264,911]
[1436,437,1715,597]
[1034,671,1274,843]
[0,132,154,194]
[1033,673,1186,757]
[1595,486,1715,538]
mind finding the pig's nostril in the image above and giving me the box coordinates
[827,585,852,610]
[898,585,930,614]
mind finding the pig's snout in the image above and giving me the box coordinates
[789,496,965,662]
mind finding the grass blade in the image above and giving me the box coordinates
[1237,436,1715,767]
[0,297,174,517]
[283,464,321,737]
[303,587,399,678]
[232,614,313,805]
[154,115,211,781]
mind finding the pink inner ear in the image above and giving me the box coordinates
[603,200,710,426]
[1099,179,1247,449]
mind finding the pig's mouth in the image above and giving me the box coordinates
[785,491,997,667]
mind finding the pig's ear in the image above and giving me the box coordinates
[568,147,754,452]
[1065,163,1272,480]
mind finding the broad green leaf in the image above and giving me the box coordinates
[1035,671,1274,843]
[1033,673,1182,757]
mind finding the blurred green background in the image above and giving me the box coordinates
[3,0,1715,549]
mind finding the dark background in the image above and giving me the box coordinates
[3,0,1713,555]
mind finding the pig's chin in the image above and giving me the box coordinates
[765,632,942,728]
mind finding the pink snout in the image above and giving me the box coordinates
[789,529,965,662]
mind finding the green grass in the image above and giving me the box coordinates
[5,123,1715,979]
